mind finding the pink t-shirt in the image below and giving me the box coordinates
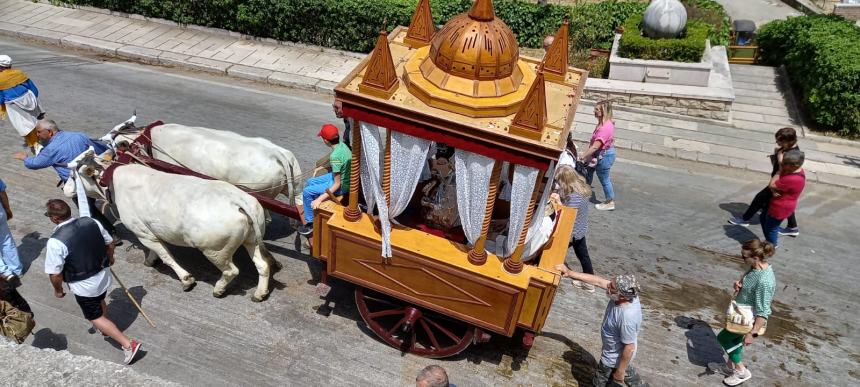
[768,170,806,220]
[590,121,615,151]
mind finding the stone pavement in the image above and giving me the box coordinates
[0,0,362,94]
[0,338,179,386]
[714,0,801,26]
[1,0,858,189]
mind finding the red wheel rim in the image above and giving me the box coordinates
[355,287,474,358]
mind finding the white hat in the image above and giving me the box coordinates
[0,55,11,67]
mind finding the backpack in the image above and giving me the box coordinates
[0,288,35,344]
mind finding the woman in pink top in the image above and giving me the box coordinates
[578,101,617,211]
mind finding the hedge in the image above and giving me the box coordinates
[617,14,711,62]
[757,15,860,136]
[56,0,655,53]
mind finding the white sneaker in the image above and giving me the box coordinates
[570,280,596,293]
[595,202,615,211]
[723,367,751,386]
[707,362,733,377]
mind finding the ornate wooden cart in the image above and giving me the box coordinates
[310,0,588,357]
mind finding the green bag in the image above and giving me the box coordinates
[0,289,35,344]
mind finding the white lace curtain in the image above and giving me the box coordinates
[359,122,430,258]
[504,164,540,256]
[454,149,496,247]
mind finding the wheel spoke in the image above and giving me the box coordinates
[387,319,405,336]
[367,308,405,319]
[361,295,400,308]
[419,319,441,350]
[425,316,461,343]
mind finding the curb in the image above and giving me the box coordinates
[0,25,338,95]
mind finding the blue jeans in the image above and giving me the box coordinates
[760,212,782,246]
[586,147,616,201]
[301,173,341,224]
[0,212,22,276]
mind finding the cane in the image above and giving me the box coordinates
[109,268,156,328]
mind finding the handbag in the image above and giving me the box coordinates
[724,274,767,336]
[0,292,35,344]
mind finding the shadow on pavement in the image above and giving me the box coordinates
[718,202,755,222]
[107,286,146,332]
[30,328,68,351]
[17,232,47,275]
[722,225,760,245]
[674,316,725,368]
[541,331,598,386]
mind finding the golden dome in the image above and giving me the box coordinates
[427,8,520,81]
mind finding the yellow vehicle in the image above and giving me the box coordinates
[310,0,588,357]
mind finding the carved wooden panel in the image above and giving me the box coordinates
[328,229,525,335]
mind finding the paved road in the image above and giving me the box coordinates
[1,39,858,386]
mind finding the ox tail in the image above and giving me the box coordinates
[236,199,278,268]
[274,147,303,206]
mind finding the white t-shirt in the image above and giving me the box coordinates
[44,218,113,297]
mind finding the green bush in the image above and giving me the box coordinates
[617,14,711,62]
[758,15,860,136]
[57,0,652,53]
[681,0,729,46]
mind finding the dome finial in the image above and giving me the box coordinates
[468,0,495,21]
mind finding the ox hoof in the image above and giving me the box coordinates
[213,290,227,298]
[182,280,197,292]
[143,257,162,267]
[251,293,269,303]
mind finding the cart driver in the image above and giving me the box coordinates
[298,124,351,236]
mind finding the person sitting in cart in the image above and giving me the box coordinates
[298,123,351,236]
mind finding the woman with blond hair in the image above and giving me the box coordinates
[709,238,777,386]
[579,100,616,211]
[553,165,595,292]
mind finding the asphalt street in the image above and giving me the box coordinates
[1,39,858,386]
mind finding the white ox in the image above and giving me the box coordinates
[71,150,276,302]
[107,120,303,206]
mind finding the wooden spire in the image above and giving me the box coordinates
[508,71,547,141]
[359,26,399,99]
[468,0,495,21]
[404,0,436,49]
[542,20,569,82]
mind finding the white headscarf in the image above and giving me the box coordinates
[0,55,11,67]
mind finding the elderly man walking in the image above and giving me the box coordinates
[0,177,22,283]
[555,264,648,387]
[43,199,141,364]
[12,119,117,237]
[0,55,44,154]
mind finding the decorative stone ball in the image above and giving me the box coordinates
[642,0,688,39]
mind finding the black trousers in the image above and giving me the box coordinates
[742,187,798,228]
[71,196,116,235]
[570,236,594,274]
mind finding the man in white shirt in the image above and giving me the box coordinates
[43,199,141,365]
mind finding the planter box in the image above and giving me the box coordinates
[608,34,712,87]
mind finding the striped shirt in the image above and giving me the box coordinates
[736,266,776,318]
[563,193,589,240]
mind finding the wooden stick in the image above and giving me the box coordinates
[344,118,362,222]
[110,268,156,328]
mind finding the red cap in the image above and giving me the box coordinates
[318,124,340,141]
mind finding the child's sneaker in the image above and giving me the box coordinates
[728,217,750,227]
[778,227,799,237]
[723,367,751,386]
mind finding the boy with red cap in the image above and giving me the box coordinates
[298,124,351,235]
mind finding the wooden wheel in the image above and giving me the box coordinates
[355,287,474,358]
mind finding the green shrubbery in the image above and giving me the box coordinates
[58,0,652,53]
[616,14,711,62]
[681,0,729,46]
[757,15,860,136]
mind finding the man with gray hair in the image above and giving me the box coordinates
[416,365,453,387]
[555,264,647,386]
[12,119,117,237]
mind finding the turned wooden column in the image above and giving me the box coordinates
[382,129,392,207]
[344,118,362,222]
[503,169,546,274]
[468,161,503,266]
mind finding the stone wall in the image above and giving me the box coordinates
[583,89,731,121]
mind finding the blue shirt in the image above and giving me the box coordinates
[23,131,95,181]
[0,79,39,103]
[0,178,6,192]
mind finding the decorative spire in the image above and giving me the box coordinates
[359,26,399,99]
[508,71,547,141]
[404,0,436,49]
[468,0,495,22]
[542,20,569,82]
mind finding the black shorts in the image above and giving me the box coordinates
[74,291,107,320]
